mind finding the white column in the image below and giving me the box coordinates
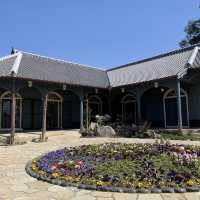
[10,92,16,144]
[176,79,183,130]
[80,95,84,130]
[41,94,47,141]
[136,90,142,125]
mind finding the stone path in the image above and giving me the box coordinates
[1,130,200,200]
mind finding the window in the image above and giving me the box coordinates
[0,91,22,129]
[121,94,136,123]
[88,95,102,120]
[47,92,63,129]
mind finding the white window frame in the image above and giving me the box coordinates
[121,94,136,123]
[88,95,103,116]
[0,91,23,129]
[163,88,189,128]
[47,92,63,129]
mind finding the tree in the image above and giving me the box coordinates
[180,19,200,47]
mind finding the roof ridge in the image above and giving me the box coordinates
[14,49,106,72]
[10,52,23,77]
[187,46,200,66]
[107,43,200,72]
[0,53,18,62]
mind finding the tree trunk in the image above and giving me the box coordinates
[41,95,47,142]
[10,92,16,144]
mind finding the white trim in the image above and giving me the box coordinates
[121,94,136,103]
[0,53,18,62]
[163,88,187,99]
[177,47,200,78]
[47,92,63,129]
[188,47,199,66]
[47,92,63,102]
[121,94,136,123]
[88,95,103,115]
[163,88,189,128]
[60,101,63,129]
[0,91,23,129]
[10,52,23,77]
[1,91,22,99]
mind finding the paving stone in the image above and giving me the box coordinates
[113,193,138,200]
[138,194,163,200]
[23,191,56,200]
[48,185,67,193]
[13,197,32,200]
[26,180,50,190]
[184,192,200,200]
[71,194,96,200]
[77,189,92,195]
[2,131,200,200]
[161,193,186,200]
[10,184,28,192]
[91,191,113,197]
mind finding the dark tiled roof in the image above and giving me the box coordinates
[107,45,200,87]
[0,45,200,88]
[15,51,109,88]
[0,55,18,77]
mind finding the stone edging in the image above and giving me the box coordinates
[25,157,200,194]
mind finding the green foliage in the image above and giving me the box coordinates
[180,19,200,47]
[94,159,139,178]
[159,132,200,141]
[151,154,173,173]
[34,143,200,190]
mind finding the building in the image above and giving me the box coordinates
[0,44,200,135]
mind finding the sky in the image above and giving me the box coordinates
[0,0,199,69]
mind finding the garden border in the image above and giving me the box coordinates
[25,155,200,194]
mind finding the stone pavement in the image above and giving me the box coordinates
[1,130,200,200]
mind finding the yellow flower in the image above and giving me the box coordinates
[38,170,46,175]
[31,164,38,171]
[66,176,73,182]
[32,159,37,163]
[196,179,200,185]
[96,180,104,187]
[137,182,143,188]
[52,173,60,178]
[76,176,81,182]
[186,179,195,186]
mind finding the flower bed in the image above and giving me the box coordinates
[26,143,200,193]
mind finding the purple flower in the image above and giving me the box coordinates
[114,154,122,160]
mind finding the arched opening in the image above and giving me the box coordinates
[19,87,42,130]
[163,88,189,128]
[47,92,63,129]
[121,94,136,124]
[141,87,168,127]
[0,91,22,129]
[88,95,102,122]
[53,90,80,129]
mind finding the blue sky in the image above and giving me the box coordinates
[0,1,199,69]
